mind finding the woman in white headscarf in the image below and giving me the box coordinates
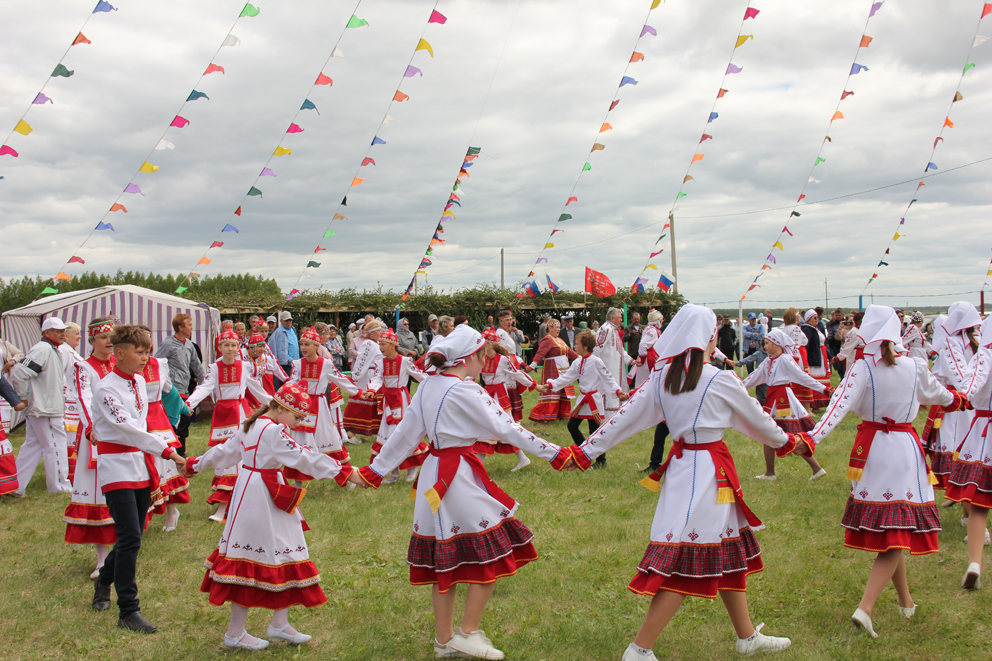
[927,303,981,492]
[355,324,572,660]
[569,304,796,660]
[902,311,931,363]
[633,309,664,388]
[946,314,992,589]
[800,309,831,409]
[797,305,962,638]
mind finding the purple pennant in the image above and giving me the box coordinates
[869,2,883,18]
[726,63,743,74]
[536,258,548,264]
[766,254,776,264]
[260,167,277,176]
[640,25,656,37]
[33,93,53,104]
[404,65,423,77]
[634,277,649,286]
[123,183,144,195]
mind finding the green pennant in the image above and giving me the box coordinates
[52,63,74,78]
[240,3,260,17]
[247,186,262,197]
[582,162,592,171]
[307,261,320,268]
[466,147,481,155]
[41,286,59,295]
[175,286,188,294]
[677,192,686,199]
[346,15,368,28]
[558,214,572,222]
[426,250,433,256]
[963,62,975,75]
[323,230,337,237]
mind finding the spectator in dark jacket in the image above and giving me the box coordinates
[624,312,642,361]
[716,315,737,369]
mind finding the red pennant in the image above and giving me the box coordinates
[209,241,224,249]
[314,247,326,253]
[983,3,991,19]
[234,206,242,216]
[700,134,713,143]
[841,90,854,100]
[717,88,728,98]
[584,267,616,298]
[566,196,577,206]
[315,73,333,86]
[204,63,225,75]
[362,157,375,166]
[72,32,91,46]
[783,226,793,236]
[798,194,805,202]
[68,256,85,264]
[609,100,620,111]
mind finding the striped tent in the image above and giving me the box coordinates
[1,285,221,364]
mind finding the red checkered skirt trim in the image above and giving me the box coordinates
[207,474,238,505]
[627,530,764,599]
[201,549,327,609]
[343,397,382,436]
[773,416,815,434]
[407,517,537,593]
[841,496,940,555]
[507,386,524,422]
[946,460,992,509]
[528,398,572,422]
[929,451,954,487]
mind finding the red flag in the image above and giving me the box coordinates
[204,63,225,75]
[609,100,620,111]
[234,206,242,216]
[209,241,224,249]
[566,196,577,205]
[797,194,805,202]
[315,73,333,86]
[983,3,991,19]
[72,32,91,46]
[68,256,85,264]
[584,267,616,298]
[783,226,793,236]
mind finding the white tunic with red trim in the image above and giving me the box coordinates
[189,419,349,609]
[93,370,173,494]
[902,324,932,363]
[60,344,85,437]
[809,356,952,554]
[634,322,661,388]
[594,320,633,416]
[741,352,827,432]
[289,357,359,456]
[64,355,117,544]
[481,353,533,412]
[947,344,992,507]
[930,333,976,479]
[241,347,287,397]
[547,354,622,422]
[141,357,188,507]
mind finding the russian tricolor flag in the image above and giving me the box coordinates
[658,275,674,292]
[523,281,541,298]
[545,274,562,293]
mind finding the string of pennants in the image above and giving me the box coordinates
[517,0,664,298]
[174,7,377,294]
[861,2,991,293]
[984,248,992,290]
[41,2,264,295]
[631,1,763,297]
[284,4,448,302]
[399,146,480,302]
[739,0,885,302]
[1,1,118,168]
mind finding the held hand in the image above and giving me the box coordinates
[535,384,549,394]
[617,392,629,402]
[362,390,376,400]
[563,457,578,471]
[791,436,811,456]
[3,359,14,372]
[347,471,369,488]
[725,359,736,367]
[171,452,188,473]
[13,402,26,412]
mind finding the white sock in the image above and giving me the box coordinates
[628,642,654,656]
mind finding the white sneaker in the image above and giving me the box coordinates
[406,466,421,482]
[511,455,531,473]
[224,631,270,650]
[809,468,827,482]
[963,562,982,590]
[162,510,181,532]
[266,624,311,644]
[735,623,791,655]
[963,530,992,545]
[448,628,505,660]
[754,474,777,481]
[89,567,102,580]
[898,603,916,618]
[621,642,659,660]
[434,638,468,658]
[851,608,878,638]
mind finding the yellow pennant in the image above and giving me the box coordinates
[274,146,292,156]
[544,242,555,249]
[735,35,753,48]
[415,38,434,57]
[13,119,33,135]
[773,240,784,250]
[139,161,159,173]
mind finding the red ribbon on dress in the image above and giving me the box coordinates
[850,418,935,485]
[96,441,161,496]
[763,384,790,415]
[422,445,515,514]
[572,389,603,424]
[638,438,762,528]
[242,465,306,514]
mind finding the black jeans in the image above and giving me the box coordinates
[276,365,292,391]
[173,411,191,457]
[567,418,600,446]
[649,422,670,469]
[99,487,151,617]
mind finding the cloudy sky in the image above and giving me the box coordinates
[1,0,990,311]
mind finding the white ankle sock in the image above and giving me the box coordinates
[629,642,654,656]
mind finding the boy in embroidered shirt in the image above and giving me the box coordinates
[537,331,627,469]
[90,325,186,634]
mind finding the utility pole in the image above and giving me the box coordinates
[824,277,828,310]
[500,248,504,289]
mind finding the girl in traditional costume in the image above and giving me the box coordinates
[797,306,962,636]
[186,382,361,650]
[286,327,363,485]
[369,328,428,484]
[357,325,571,660]
[743,329,829,481]
[569,304,795,660]
[477,329,535,471]
[185,330,270,521]
[343,319,385,438]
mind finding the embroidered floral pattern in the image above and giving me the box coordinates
[450,524,460,535]
[688,529,699,542]
[479,518,490,529]
[882,491,893,501]
[499,508,510,518]
[859,489,869,499]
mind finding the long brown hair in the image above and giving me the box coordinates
[966,327,980,353]
[879,340,898,367]
[664,349,706,395]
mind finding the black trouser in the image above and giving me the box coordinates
[99,487,151,617]
[275,365,291,391]
[649,422,670,469]
[567,418,600,447]
[173,411,191,457]
[746,362,768,406]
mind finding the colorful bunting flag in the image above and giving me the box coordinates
[204,63,225,75]
[346,15,368,28]
[315,73,333,86]
[110,203,127,213]
[416,39,434,57]
[274,146,291,156]
[138,161,158,173]
[13,120,32,136]
[870,2,884,18]
[287,123,304,133]
[963,62,975,74]
[372,136,386,145]
[33,93,53,104]
[735,35,753,48]
[591,143,605,152]
[72,33,91,46]
[333,213,345,220]
[851,63,868,74]
[124,183,144,195]
[831,111,844,121]
[95,222,113,230]
[171,115,190,128]
[860,35,873,48]
[630,52,644,63]
[717,88,728,98]
[52,64,73,78]
[620,76,638,86]
[324,230,337,237]
[683,175,694,183]
[726,64,742,74]
[610,100,620,111]
[197,257,211,266]
[93,0,116,11]
[943,117,954,128]
[240,3,260,17]
[691,153,704,163]
[210,241,224,249]
[187,90,209,101]
[405,65,423,77]
[600,123,613,133]
[362,157,375,166]
[54,272,70,281]
[301,99,319,113]
[815,157,826,165]
[307,261,320,268]
[222,34,241,47]
[155,139,174,150]
[351,177,364,187]
[773,241,784,250]
[783,226,793,236]
[641,25,656,37]
[429,10,447,23]
[558,214,572,222]
[247,186,262,196]
[708,112,718,123]
[393,91,410,102]
[68,256,85,264]
[893,232,905,241]
[744,7,760,19]
[582,162,592,171]
[223,223,239,232]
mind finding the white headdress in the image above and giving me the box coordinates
[652,304,716,362]
[425,323,485,368]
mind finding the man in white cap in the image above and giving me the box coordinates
[594,307,633,422]
[420,314,439,353]
[11,316,71,494]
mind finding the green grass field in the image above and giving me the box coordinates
[2,385,990,661]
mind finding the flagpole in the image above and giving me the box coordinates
[669,212,679,294]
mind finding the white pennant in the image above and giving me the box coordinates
[974,35,989,48]
[155,139,175,150]
[332,46,344,57]
[222,34,241,47]
[383,114,396,124]
[808,176,820,183]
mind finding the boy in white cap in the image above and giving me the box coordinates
[11,317,71,494]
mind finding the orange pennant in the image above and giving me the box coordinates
[599,123,612,133]
[54,272,71,281]
[859,35,873,48]
[393,91,409,102]
[72,32,91,46]
[691,153,704,163]
[943,117,954,128]
[197,257,211,266]
[717,88,728,98]
[110,203,127,213]
[831,111,844,121]
[351,177,365,186]
[630,52,644,63]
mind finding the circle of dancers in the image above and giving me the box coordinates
[2,301,989,660]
